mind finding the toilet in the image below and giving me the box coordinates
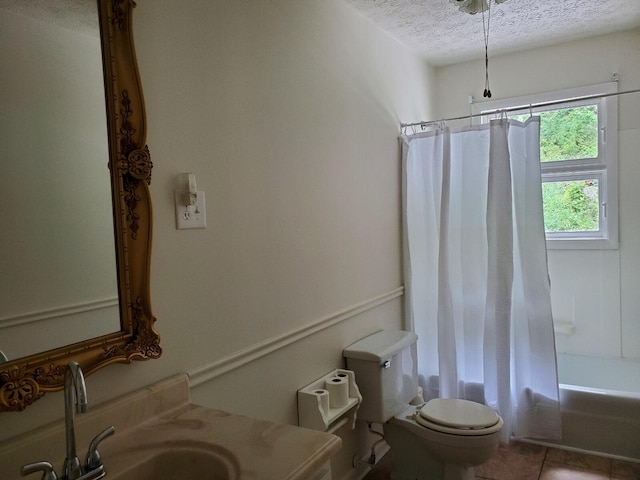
[343,330,503,480]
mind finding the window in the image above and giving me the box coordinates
[472,83,619,249]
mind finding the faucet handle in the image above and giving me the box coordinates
[85,426,115,470]
[20,461,58,480]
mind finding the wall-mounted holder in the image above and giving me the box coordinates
[297,369,362,433]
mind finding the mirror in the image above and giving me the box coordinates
[0,0,119,360]
[0,0,160,412]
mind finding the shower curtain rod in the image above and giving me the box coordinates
[400,88,640,131]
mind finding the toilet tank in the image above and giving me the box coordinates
[343,330,418,424]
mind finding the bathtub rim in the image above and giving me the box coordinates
[559,382,640,401]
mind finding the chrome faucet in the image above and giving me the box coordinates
[63,361,88,480]
[20,362,114,480]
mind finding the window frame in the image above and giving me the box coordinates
[472,83,619,250]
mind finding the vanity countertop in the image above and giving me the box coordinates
[0,374,340,480]
[100,402,341,480]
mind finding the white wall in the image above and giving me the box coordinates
[435,29,640,360]
[0,2,435,479]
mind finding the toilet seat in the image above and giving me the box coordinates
[414,399,503,436]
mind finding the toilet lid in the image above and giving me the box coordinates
[415,399,503,436]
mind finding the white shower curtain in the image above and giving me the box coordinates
[402,118,562,441]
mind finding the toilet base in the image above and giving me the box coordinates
[386,430,475,480]
[384,413,499,480]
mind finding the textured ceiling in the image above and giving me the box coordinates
[0,0,97,36]
[2,0,639,64]
[342,0,640,66]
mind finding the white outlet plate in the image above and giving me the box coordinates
[175,190,207,229]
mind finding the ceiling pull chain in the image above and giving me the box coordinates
[482,0,492,98]
[484,50,491,98]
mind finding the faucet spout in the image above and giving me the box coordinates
[63,361,88,480]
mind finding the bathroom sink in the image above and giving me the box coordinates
[109,444,240,480]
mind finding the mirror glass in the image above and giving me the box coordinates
[0,0,159,412]
[0,0,120,360]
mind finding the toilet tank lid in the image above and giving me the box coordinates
[343,330,418,361]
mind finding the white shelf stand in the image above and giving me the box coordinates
[297,369,362,432]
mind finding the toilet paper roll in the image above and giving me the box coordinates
[325,375,349,408]
[313,389,330,416]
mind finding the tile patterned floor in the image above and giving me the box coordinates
[363,441,640,480]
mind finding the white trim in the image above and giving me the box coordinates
[542,169,612,249]
[518,437,640,464]
[188,287,404,387]
[0,297,119,329]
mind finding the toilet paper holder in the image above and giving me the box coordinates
[297,369,362,432]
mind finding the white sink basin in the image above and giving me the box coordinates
[109,444,240,480]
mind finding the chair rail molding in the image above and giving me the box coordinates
[0,297,119,329]
[188,287,404,387]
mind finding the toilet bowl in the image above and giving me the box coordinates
[385,399,503,480]
[342,331,503,480]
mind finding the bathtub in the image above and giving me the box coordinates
[548,353,640,461]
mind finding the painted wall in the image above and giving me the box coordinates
[0,1,434,479]
[435,28,640,360]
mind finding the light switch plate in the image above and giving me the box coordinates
[175,190,207,229]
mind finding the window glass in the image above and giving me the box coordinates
[539,105,598,162]
[542,178,599,233]
[507,104,599,162]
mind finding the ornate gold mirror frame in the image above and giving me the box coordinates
[0,0,161,412]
